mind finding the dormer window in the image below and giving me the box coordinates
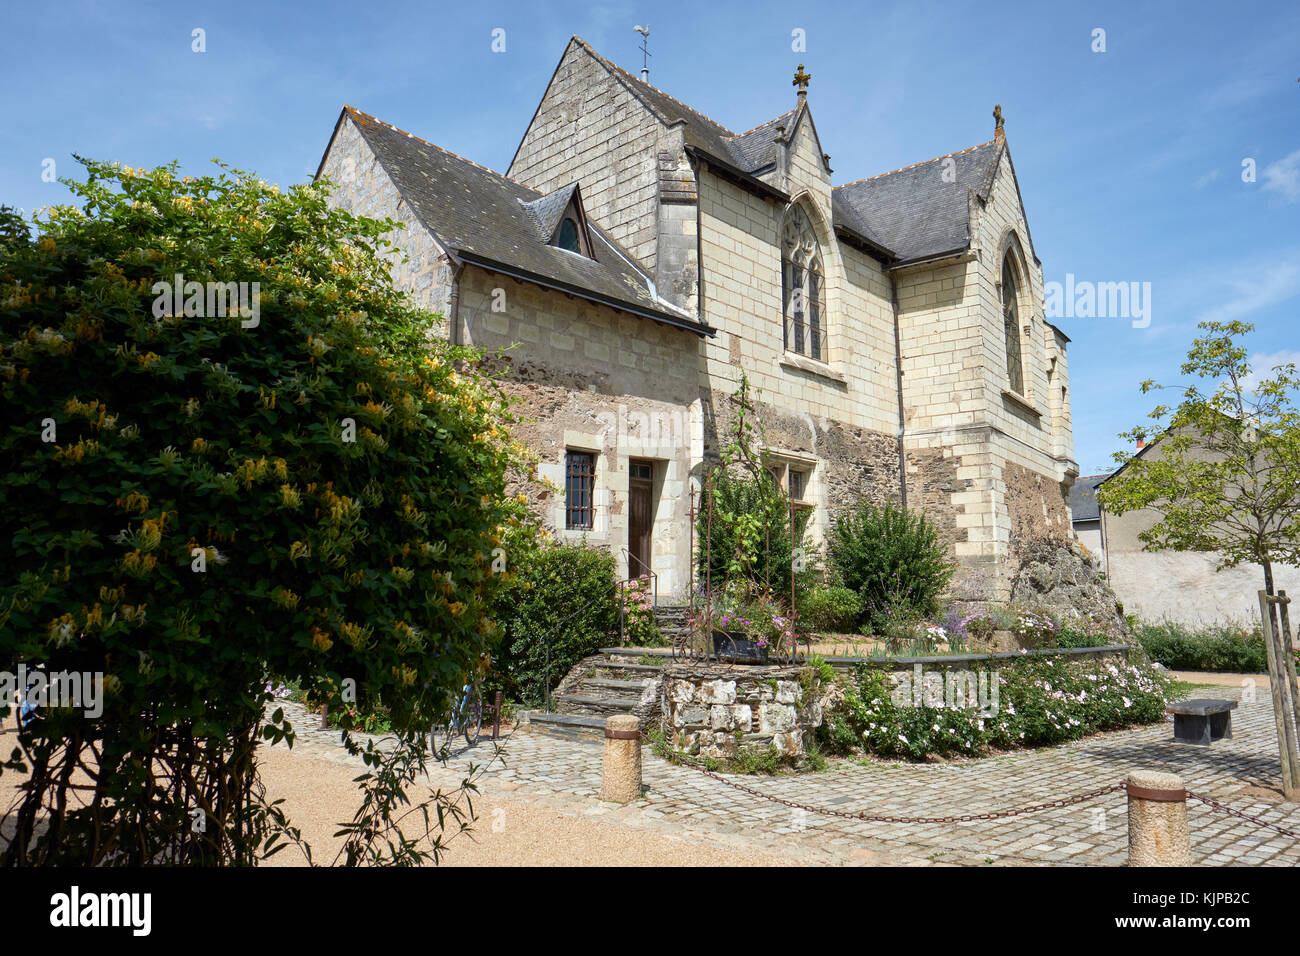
[557,216,582,254]
[523,184,594,259]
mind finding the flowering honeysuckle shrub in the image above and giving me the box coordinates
[0,160,537,865]
[817,656,1170,761]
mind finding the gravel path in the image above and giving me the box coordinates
[256,743,798,867]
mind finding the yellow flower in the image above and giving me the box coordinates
[310,627,333,652]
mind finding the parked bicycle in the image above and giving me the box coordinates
[429,681,483,753]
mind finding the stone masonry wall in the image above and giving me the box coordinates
[661,661,824,760]
[319,114,452,323]
[460,267,703,595]
[508,40,663,273]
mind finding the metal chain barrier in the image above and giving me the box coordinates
[667,750,1125,824]
[1187,790,1300,839]
[667,749,1300,834]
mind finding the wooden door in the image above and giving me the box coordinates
[629,463,653,577]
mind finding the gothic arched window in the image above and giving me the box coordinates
[1002,256,1024,394]
[781,206,825,362]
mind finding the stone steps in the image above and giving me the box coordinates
[554,693,643,716]
[593,661,662,674]
[525,712,607,740]
[585,678,647,692]
[538,646,671,734]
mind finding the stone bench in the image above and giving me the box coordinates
[1168,698,1238,746]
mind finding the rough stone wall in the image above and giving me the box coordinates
[1003,460,1072,551]
[904,447,966,551]
[1009,537,1130,637]
[699,385,901,547]
[660,662,825,759]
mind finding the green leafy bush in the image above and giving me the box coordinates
[799,585,861,633]
[818,656,1170,760]
[0,161,529,865]
[828,500,954,633]
[491,542,618,704]
[1136,621,1267,672]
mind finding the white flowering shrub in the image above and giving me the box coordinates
[818,656,1170,761]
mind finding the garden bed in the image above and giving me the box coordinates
[816,653,1170,762]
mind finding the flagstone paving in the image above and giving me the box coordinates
[271,686,1300,866]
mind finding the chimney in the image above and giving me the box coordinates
[1136,438,1145,451]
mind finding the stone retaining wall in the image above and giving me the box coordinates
[660,662,825,760]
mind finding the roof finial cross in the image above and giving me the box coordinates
[793,64,811,95]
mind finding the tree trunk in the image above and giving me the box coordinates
[1263,557,1283,642]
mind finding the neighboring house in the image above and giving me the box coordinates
[1069,473,1106,560]
[316,36,1079,599]
[1079,435,1300,625]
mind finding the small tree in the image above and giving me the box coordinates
[1097,320,1300,632]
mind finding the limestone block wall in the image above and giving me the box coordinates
[458,267,703,595]
[318,114,453,324]
[694,166,907,546]
[508,42,663,273]
[779,111,833,211]
[660,662,824,759]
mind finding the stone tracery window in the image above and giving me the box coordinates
[1002,256,1024,395]
[781,206,826,362]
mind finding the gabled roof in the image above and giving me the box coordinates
[323,107,710,336]
[568,38,824,177]
[1070,473,1109,522]
[833,140,1002,265]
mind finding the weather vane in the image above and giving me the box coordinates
[634,25,651,82]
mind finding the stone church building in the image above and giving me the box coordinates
[317,36,1079,600]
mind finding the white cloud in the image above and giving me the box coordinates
[1196,254,1300,326]
[1262,148,1300,203]
[1194,169,1220,189]
[1242,349,1300,392]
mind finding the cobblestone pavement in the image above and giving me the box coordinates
[271,687,1300,866]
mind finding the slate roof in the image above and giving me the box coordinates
[572,38,1010,266]
[520,183,577,240]
[329,107,708,335]
[833,141,1002,264]
[1070,474,1109,522]
[572,39,808,177]
[725,109,798,172]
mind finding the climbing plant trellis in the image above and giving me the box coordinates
[682,472,804,666]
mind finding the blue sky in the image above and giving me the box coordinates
[2,0,1297,474]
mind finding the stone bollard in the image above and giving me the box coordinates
[601,714,642,803]
[1127,770,1192,866]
